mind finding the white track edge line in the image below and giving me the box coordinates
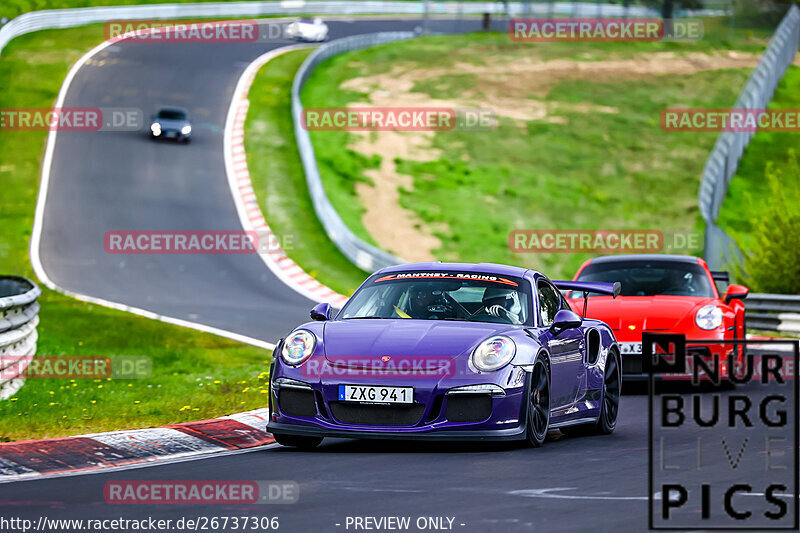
[28,33,278,350]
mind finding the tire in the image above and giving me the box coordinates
[272,433,323,450]
[562,349,620,436]
[525,357,550,447]
[596,349,621,434]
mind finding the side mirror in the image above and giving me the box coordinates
[551,309,582,334]
[724,284,749,305]
[310,302,332,321]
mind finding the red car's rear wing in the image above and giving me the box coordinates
[710,271,730,282]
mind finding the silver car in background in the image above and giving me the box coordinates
[286,17,329,42]
[150,107,192,143]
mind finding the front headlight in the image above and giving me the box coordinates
[471,335,516,372]
[281,329,316,365]
[181,125,191,135]
[150,122,161,135]
[695,305,723,330]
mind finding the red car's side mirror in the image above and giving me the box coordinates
[724,284,749,305]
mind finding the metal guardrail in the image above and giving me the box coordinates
[0,276,40,400]
[746,293,800,335]
[0,1,665,58]
[292,32,415,271]
[699,4,800,270]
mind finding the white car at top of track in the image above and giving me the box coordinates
[286,17,329,42]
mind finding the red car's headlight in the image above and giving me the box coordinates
[695,305,723,330]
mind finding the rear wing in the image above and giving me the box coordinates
[553,281,621,298]
[711,271,730,282]
[554,280,621,317]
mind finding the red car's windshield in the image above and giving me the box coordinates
[572,261,715,298]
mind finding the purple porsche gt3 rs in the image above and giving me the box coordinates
[267,262,622,449]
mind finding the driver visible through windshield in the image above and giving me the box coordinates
[339,272,532,325]
[571,260,715,298]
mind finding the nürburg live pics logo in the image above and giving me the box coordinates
[646,333,799,530]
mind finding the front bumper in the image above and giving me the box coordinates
[151,129,189,140]
[268,365,530,441]
[267,421,526,441]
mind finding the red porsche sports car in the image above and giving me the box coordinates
[567,255,748,377]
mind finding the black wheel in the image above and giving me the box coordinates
[273,433,323,450]
[525,358,550,447]
[597,349,621,434]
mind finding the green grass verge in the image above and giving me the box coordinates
[302,28,769,279]
[244,49,370,295]
[716,65,800,255]
[0,26,272,442]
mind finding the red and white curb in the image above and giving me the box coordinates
[224,45,349,308]
[31,36,349,350]
[0,408,274,482]
[30,36,276,351]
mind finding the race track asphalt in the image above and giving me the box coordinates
[37,18,489,343]
[2,380,795,532]
[24,17,798,533]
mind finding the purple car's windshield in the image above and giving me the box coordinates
[571,260,715,298]
[339,272,532,325]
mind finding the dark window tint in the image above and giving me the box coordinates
[157,109,187,120]
[573,260,714,298]
[537,280,561,326]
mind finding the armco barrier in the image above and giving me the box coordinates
[292,32,416,271]
[0,276,40,400]
[699,5,800,270]
[746,293,800,335]
[0,2,663,58]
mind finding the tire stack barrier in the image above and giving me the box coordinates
[0,277,41,400]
